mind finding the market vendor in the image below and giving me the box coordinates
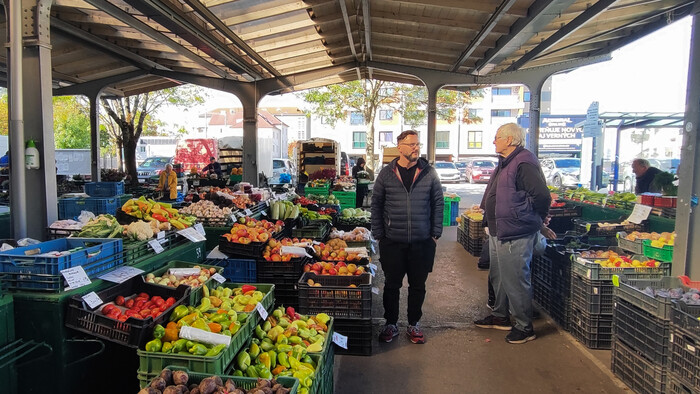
[352,157,373,207]
[632,158,662,194]
[157,163,178,200]
[202,156,223,179]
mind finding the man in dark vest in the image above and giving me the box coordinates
[473,123,551,344]
[632,158,662,194]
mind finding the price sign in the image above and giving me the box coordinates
[368,263,378,271]
[627,204,652,224]
[372,287,380,295]
[157,231,165,240]
[230,214,238,222]
[178,227,206,242]
[61,266,91,289]
[236,211,245,218]
[212,273,226,284]
[82,291,103,309]
[245,208,253,216]
[148,239,165,254]
[193,180,200,186]
[332,332,348,349]
[99,266,144,284]
[255,303,268,320]
[194,223,206,236]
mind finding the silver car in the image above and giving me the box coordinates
[434,161,461,183]
[540,158,581,188]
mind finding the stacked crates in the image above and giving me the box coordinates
[669,301,700,394]
[532,250,572,330]
[256,257,310,309]
[467,217,485,256]
[332,190,357,211]
[442,196,460,227]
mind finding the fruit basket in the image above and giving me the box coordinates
[615,276,685,320]
[617,232,645,254]
[573,251,670,281]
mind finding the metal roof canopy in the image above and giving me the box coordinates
[600,112,686,129]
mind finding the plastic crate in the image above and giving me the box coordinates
[298,272,372,319]
[548,216,576,234]
[570,307,613,349]
[671,302,700,337]
[333,317,373,356]
[292,222,331,240]
[468,218,485,239]
[256,256,310,277]
[549,203,583,217]
[0,293,14,346]
[654,196,677,208]
[679,276,700,290]
[146,260,223,306]
[305,186,330,196]
[204,258,256,283]
[617,232,646,254]
[642,239,674,262]
[219,236,269,259]
[533,276,552,313]
[641,195,656,206]
[612,338,668,394]
[467,237,483,256]
[257,272,298,309]
[668,373,699,394]
[532,254,552,284]
[571,273,614,315]
[123,231,185,266]
[574,218,650,237]
[670,326,700,392]
[84,181,125,197]
[58,197,90,219]
[65,276,190,348]
[614,297,672,365]
[616,276,683,320]
[138,367,300,392]
[0,238,124,291]
[573,255,670,281]
[46,227,82,240]
[87,196,120,215]
[332,190,356,200]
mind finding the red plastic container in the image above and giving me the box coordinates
[640,195,655,206]
[653,196,677,208]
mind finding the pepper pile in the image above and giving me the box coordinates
[122,197,196,230]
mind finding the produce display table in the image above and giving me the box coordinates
[568,201,675,233]
[186,178,229,188]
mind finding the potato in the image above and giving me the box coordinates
[163,387,181,394]
[256,379,271,388]
[224,379,236,392]
[176,384,190,394]
[150,377,167,391]
[172,370,189,386]
[198,377,218,394]
[189,388,200,394]
[138,388,160,394]
[212,376,223,387]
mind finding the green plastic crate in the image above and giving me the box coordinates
[145,260,224,306]
[305,186,330,196]
[0,294,14,346]
[332,191,356,199]
[642,239,674,262]
[138,366,301,391]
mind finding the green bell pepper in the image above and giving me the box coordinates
[245,365,259,378]
[161,342,173,354]
[236,350,251,371]
[169,305,189,322]
[260,338,275,352]
[205,344,226,357]
[189,343,208,356]
[152,324,165,339]
[278,351,290,368]
[275,344,293,353]
[173,339,188,353]
[145,338,162,352]
[255,325,266,341]
[256,364,273,379]
[268,350,277,369]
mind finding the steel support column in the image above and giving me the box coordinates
[524,79,545,155]
[89,93,101,181]
[673,3,700,277]
[426,85,440,164]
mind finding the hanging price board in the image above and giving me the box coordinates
[332,332,348,349]
[256,303,268,320]
[148,239,164,254]
[82,291,103,309]
[61,266,91,289]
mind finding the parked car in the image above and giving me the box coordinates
[434,161,461,183]
[464,158,497,184]
[454,161,468,182]
[271,158,296,184]
[137,156,173,183]
[539,157,581,188]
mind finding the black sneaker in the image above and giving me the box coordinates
[505,327,536,344]
[474,315,511,330]
[378,324,399,342]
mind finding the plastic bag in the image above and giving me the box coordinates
[0,243,14,251]
[17,238,41,247]
[77,211,96,224]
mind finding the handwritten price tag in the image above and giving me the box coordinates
[372,287,380,295]
[332,332,348,349]
[157,231,165,240]
[212,273,226,284]
[99,266,144,284]
[256,303,268,320]
[148,239,165,254]
[61,266,91,289]
[245,208,253,216]
[194,223,206,236]
[82,291,103,309]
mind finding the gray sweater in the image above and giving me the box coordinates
[371,158,444,243]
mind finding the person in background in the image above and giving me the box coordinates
[372,130,444,345]
[352,157,373,207]
[157,163,178,200]
[632,158,662,194]
[473,123,552,344]
[202,156,223,178]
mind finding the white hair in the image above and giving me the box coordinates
[497,123,525,147]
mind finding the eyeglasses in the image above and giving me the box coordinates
[401,142,423,148]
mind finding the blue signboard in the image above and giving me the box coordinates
[518,114,586,153]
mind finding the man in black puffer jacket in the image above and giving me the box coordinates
[372,130,444,345]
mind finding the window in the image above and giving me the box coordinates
[468,131,483,149]
[468,108,483,118]
[379,131,393,142]
[523,91,531,102]
[353,132,366,149]
[491,109,513,117]
[379,110,393,120]
[350,111,364,125]
[436,131,449,149]
[139,146,146,153]
[492,87,512,95]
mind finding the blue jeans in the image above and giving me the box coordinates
[488,232,537,331]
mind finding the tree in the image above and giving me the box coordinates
[101,85,205,184]
[300,80,399,170]
[398,86,482,128]
[54,96,91,149]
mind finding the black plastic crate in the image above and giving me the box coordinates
[532,254,552,284]
[616,276,683,320]
[668,373,700,394]
[612,338,668,394]
[571,272,614,315]
[548,293,571,331]
[573,218,650,237]
[256,271,300,309]
[614,297,671,366]
[65,276,190,348]
[549,204,583,218]
[468,219,485,240]
[219,236,268,259]
[533,276,551,312]
[467,237,483,256]
[333,317,373,356]
[570,307,613,349]
[670,326,700,392]
[671,302,700,336]
[298,272,372,319]
[46,227,82,239]
[256,256,311,277]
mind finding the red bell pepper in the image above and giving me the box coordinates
[152,213,168,222]
[241,284,257,294]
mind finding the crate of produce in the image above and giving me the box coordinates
[616,276,684,320]
[298,272,372,319]
[137,366,300,392]
[573,254,670,281]
[612,338,668,394]
[204,258,256,283]
[86,196,120,216]
[65,275,190,348]
[670,324,700,392]
[58,197,91,219]
[467,236,483,256]
[331,190,356,200]
[654,196,677,208]
[219,237,269,259]
[0,238,124,291]
[257,256,311,277]
[123,231,186,266]
[305,186,330,196]
[84,181,125,197]
[571,273,614,315]
[468,218,485,239]
[614,297,671,365]
[333,317,373,356]
[257,271,298,309]
[570,307,613,349]
[533,276,551,313]
[548,290,572,331]
[573,218,650,237]
[617,231,645,254]
[671,302,700,337]
[549,203,583,217]
[145,260,223,306]
[292,221,331,240]
[642,239,674,262]
[46,226,82,240]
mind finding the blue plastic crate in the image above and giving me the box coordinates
[450,201,459,226]
[86,196,119,215]
[0,238,124,291]
[204,258,256,283]
[58,198,91,219]
[84,182,125,197]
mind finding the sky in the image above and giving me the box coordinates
[159,16,694,131]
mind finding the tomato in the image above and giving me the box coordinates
[140,309,152,318]
[165,297,176,307]
[124,310,137,317]
[150,310,161,318]
[135,299,147,309]
[159,304,168,312]
[115,296,125,306]
[102,304,116,315]
[108,310,121,320]
[151,296,163,303]
[125,299,135,308]
[138,292,149,299]
[154,298,165,307]
[117,314,129,322]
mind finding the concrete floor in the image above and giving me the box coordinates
[332,227,630,394]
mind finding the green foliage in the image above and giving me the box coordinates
[53,96,90,149]
[0,93,7,136]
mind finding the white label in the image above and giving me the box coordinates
[82,291,103,309]
[212,273,226,283]
[265,200,270,207]
[99,266,144,284]
[230,214,238,222]
[627,204,652,224]
[168,268,201,277]
[688,344,696,353]
[593,287,599,295]
[245,208,253,216]
[256,303,268,320]
[262,210,268,217]
[61,266,92,289]
[368,263,378,271]
[178,227,206,242]
[194,223,206,236]
[157,231,165,240]
[369,265,376,276]
[332,332,348,349]
[372,287,380,295]
[148,239,164,254]
[193,180,200,186]
[236,211,245,218]
[587,269,592,279]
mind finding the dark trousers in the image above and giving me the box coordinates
[356,184,368,208]
[379,238,436,326]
